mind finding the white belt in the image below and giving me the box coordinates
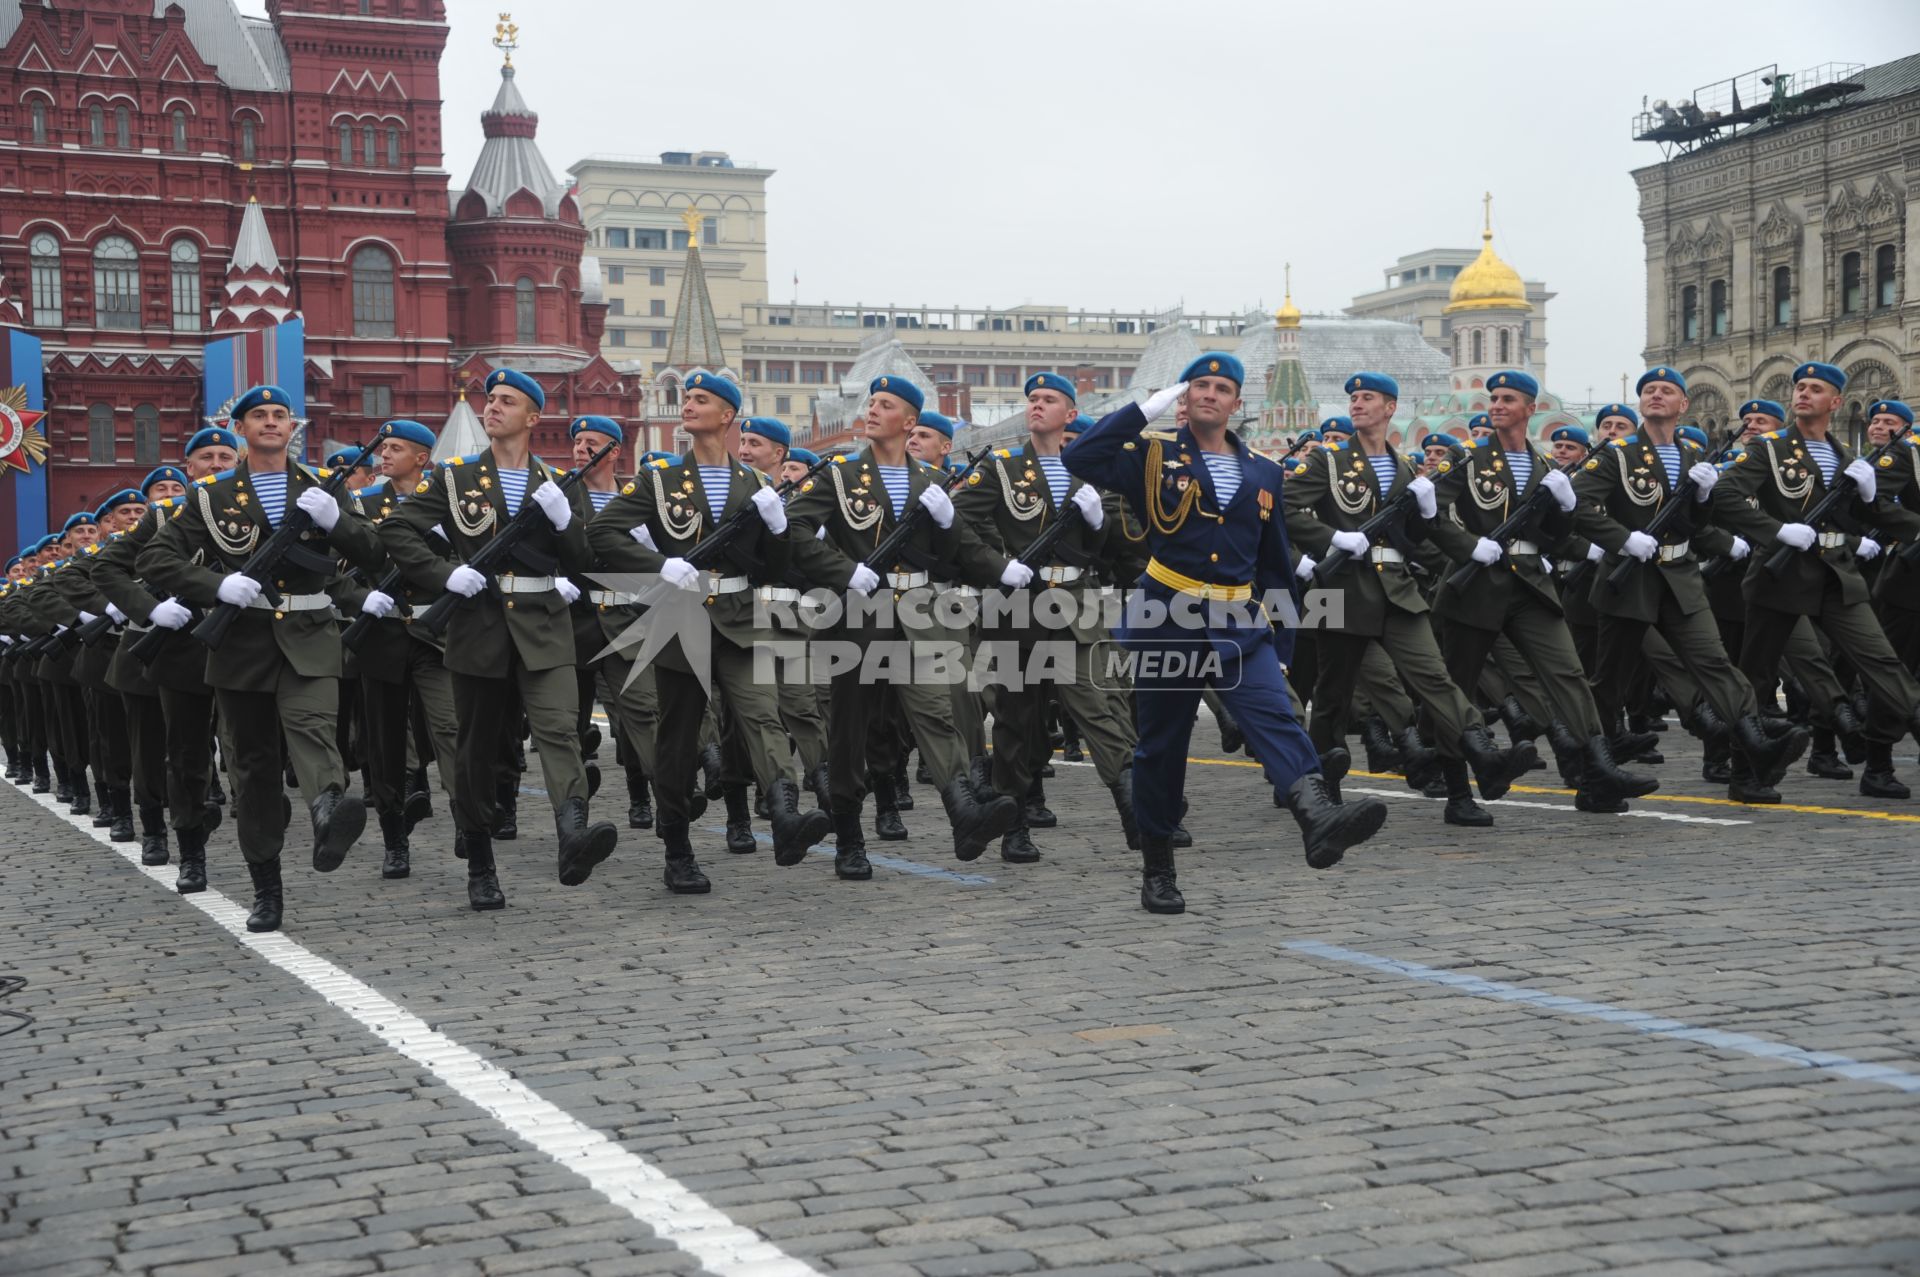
[1507,540,1540,556]
[1816,531,1847,549]
[944,584,981,599]
[1657,541,1691,562]
[755,586,801,605]
[886,570,929,589]
[589,589,642,607]
[705,574,750,595]
[1368,547,1405,564]
[496,575,555,594]
[1035,565,1084,585]
[246,592,331,612]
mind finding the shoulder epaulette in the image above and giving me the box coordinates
[1761,430,1781,441]
[1609,438,1629,448]
[1140,429,1177,442]
[650,458,671,469]
[314,466,334,479]
[620,480,636,495]
[198,472,223,485]
[995,448,1013,459]
[155,496,176,509]
[831,455,848,465]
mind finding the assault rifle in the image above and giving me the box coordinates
[1762,422,1914,575]
[681,451,836,572]
[860,445,994,577]
[1314,486,1422,578]
[1445,455,1583,591]
[1604,425,1742,591]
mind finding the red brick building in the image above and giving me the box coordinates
[0,0,635,521]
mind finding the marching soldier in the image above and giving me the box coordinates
[1865,400,1920,682]
[378,368,619,909]
[138,386,380,931]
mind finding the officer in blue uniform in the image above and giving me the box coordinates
[1065,353,1387,915]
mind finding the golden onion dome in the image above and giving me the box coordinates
[1445,195,1529,315]
[1275,261,1301,329]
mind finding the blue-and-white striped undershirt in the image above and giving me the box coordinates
[1505,450,1534,489]
[1203,453,1241,506]
[1036,455,1070,509]
[497,468,528,517]
[698,466,732,523]
[1366,452,1397,496]
[588,488,617,513]
[877,465,911,518]
[1654,444,1682,490]
[1804,440,1840,484]
[251,471,287,527]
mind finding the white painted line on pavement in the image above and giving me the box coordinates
[16,785,820,1277]
[1342,785,1754,827]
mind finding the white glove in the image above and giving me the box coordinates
[1471,538,1502,565]
[629,524,657,551]
[296,486,340,531]
[1587,542,1605,562]
[1856,536,1881,561]
[53,624,67,635]
[149,597,191,630]
[1000,560,1035,588]
[0,636,10,645]
[1295,555,1317,580]
[555,577,582,604]
[1408,475,1437,519]
[660,558,703,592]
[1622,531,1658,562]
[444,564,487,597]
[1541,469,1575,512]
[1141,381,1189,423]
[1844,457,1877,502]
[360,590,396,618]
[1776,522,1816,551]
[847,563,880,594]
[530,481,572,531]
[917,484,955,529]
[1330,530,1370,557]
[1729,536,1751,561]
[105,603,127,624]
[1687,462,1720,502]
[78,610,98,626]
[216,573,262,607]
[750,487,788,535]
[1070,484,1105,530]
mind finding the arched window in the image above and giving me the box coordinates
[514,276,537,344]
[170,239,201,333]
[171,109,187,153]
[351,245,395,336]
[133,404,160,466]
[1841,251,1863,314]
[1453,331,1462,364]
[29,232,62,326]
[386,126,400,168]
[29,100,46,145]
[362,123,376,167]
[88,105,104,147]
[1772,266,1793,326]
[1497,329,1510,363]
[339,122,353,165]
[1681,285,1699,341]
[87,403,114,464]
[239,117,257,163]
[1470,330,1483,365]
[113,105,129,149]
[92,236,140,330]
[1709,279,1728,336]
[1874,245,1896,309]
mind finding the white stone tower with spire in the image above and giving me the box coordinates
[211,197,294,333]
[1445,193,1533,390]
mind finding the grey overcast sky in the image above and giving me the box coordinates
[252,0,1919,403]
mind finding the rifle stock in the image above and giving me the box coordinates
[1761,422,1914,576]
[1604,426,1742,592]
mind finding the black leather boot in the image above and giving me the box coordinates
[628,768,653,828]
[1171,796,1193,849]
[1286,774,1388,869]
[245,857,283,932]
[92,778,113,827]
[810,761,831,812]
[582,724,602,759]
[1582,733,1659,801]
[1502,695,1544,743]
[175,826,207,893]
[491,778,519,840]
[1459,723,1535,802]
[1702,733,1732,783]
[404,767,432,832]
[768,776,830,866]
[1024,775,1057,828]
[31,765,50,794]
[1400,727,1440,790]
[1060,727,1086,763]
[1000,820,1040,863]
[1861,741,1911,799]
[465,832,506,910]
[871,771,907,841]
[310,785,366,873]
[207,770,226,806]
[555,798,618,886]
[723,785,757,853]
[830,804,871,879]
[1139,835,1184,914]
[754,786,770,820]
[942,777,1019,862]
[1546,722,1584,789]
[1806,728,1852,779]
[893,764,915,811]
[1318,746,1350,805]
[966,755,996,805]
[1109,769,1140,851]
[585,761,602,800]
[1441,758,1492,827]
[1735,713,1808,786]
[699,742,725,800]
[1727,753,1781,804]
[916,756,933,785]
[69,772,90,815]
[1362,714,1404,773]
[661,823,711,894]
[1215,704,1243,756]
[138,804,169,866]
[378,810,410,880]
[108,787,136,843]
[1693,700,1731,744]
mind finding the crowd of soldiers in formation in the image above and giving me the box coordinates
[1,352,1916,928]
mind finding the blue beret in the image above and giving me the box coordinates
[325,448,375,470]
[1868,399,1914,426]
[685,370,742,412]
[1468,414,1493,432]
[1180,352,1244,388]
[1344,371,1399,399]
[1594,403,1640,429]
[1676,425,1709,449]
[63,511,96,531]
[230,384,291,420]
[1636,366,1687,394]
[95,489,143,520]
[569,415,624,444]
[1024,372,1076,402]
[867,374,923,413]
[185,427,240,455]
[739,417,790,447]
[1420,432,1457,450]
[1793,361,1846,392]
[1488,369,1539,398]
[4,556,17,570]
[485,367,546,409]
[1406,453,1424,468]
[1295,427,1321,444]
[639,450,676,466]
[787,447,821,467]
[1319,416,1354,436]
[140,465,189,494]
[1738,400,1785,423]
[382,419,438,450]
[1070,413,1096,433]
[1549,425,1592,448]
[915,411,954,440]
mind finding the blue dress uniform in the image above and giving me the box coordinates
[1065,353,1386,912]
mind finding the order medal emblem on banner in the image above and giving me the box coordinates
[0,385,49,476]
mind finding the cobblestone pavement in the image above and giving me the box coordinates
[4,718,1919,1277]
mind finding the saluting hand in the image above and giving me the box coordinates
[1141,381,1189,423]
